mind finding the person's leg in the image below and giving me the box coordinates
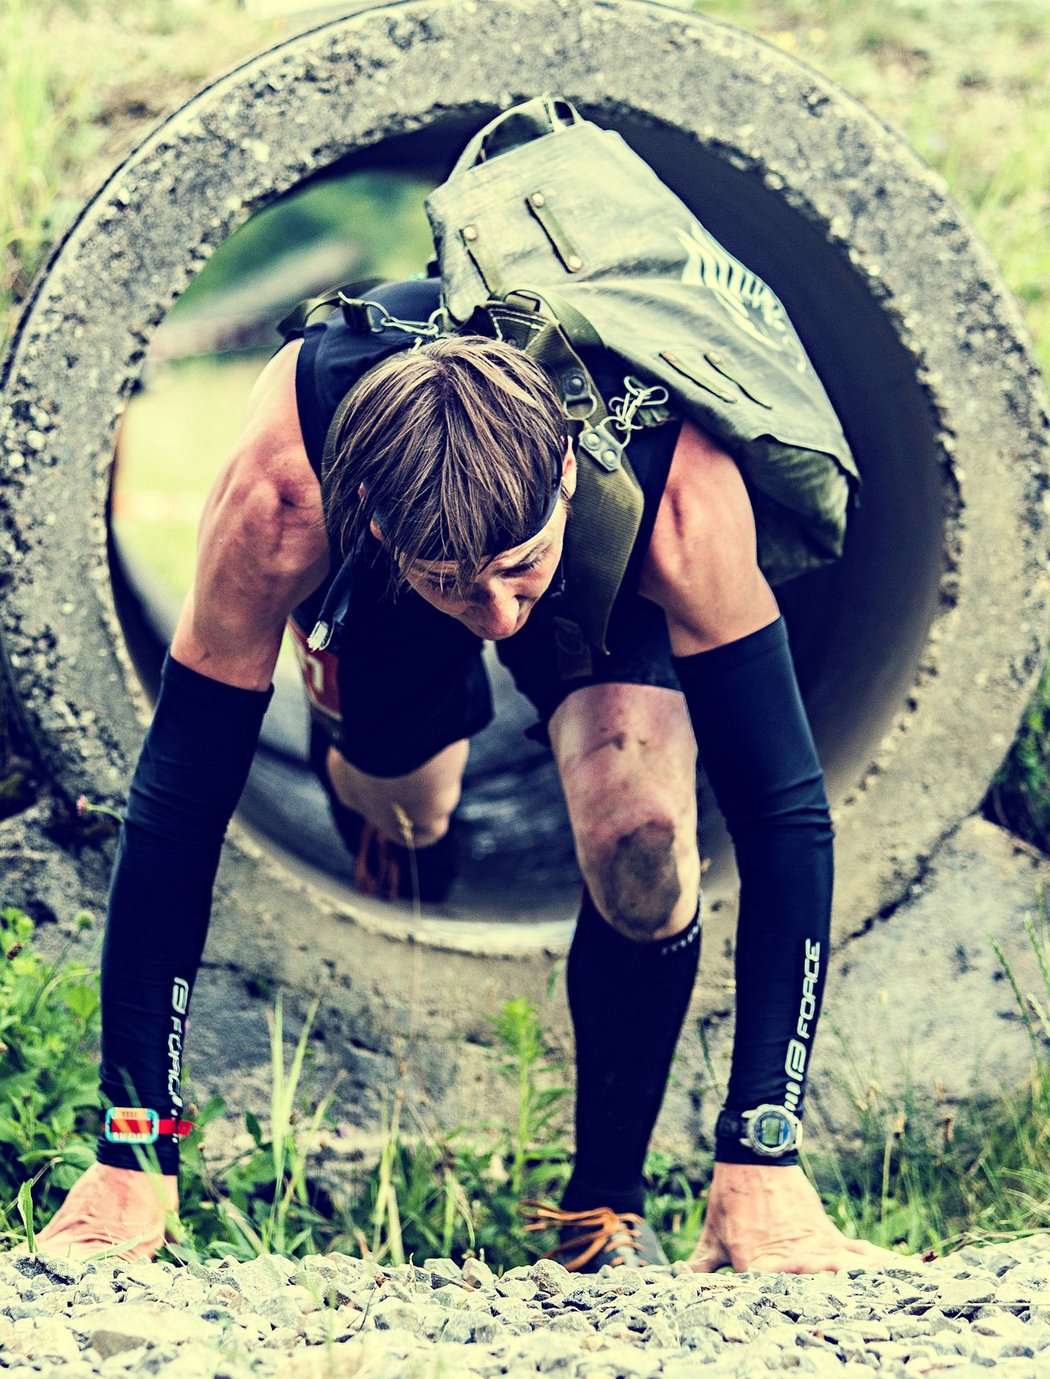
[289,558,490,900]
[550,681,702,1221]
[325,737,468,848]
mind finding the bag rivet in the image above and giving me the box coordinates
[567,255,583,271]
[530,192,545,207]
[463,225,478,242]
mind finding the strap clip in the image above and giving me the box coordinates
[577,419,626,471]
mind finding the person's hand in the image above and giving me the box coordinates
[32,1162,178,1261]
[688,1161,905,1273]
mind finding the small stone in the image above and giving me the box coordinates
[77,1302,220,1357]
[15,1252,87,1286]
[497,1277,539,1301]
[4,1320,81,1362]
[118,1260,174,1294]
[369,1297,422,1332]
[433,1282,470,1308]
[255,1284,316,1329]
[436,1308,497,1343]
[532,1258,573,1295]
[491,1296,532,1322]
[642,1315,679,1346]
[266,1324,300,1346]
[91,1335,149,1362]
[162,1282,208,1312]
[461,1256,495,1290]
[546,1309,593,1334]
[233,1310,274,1336]
[424,1257,463,1285]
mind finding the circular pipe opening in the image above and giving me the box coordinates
[109,109,946,921]
[3,0,1044,972]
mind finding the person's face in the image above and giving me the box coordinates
[383,445,576,641]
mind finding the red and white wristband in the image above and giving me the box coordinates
[104,1106,194,1145]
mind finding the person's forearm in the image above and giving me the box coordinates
[97,654,272,1173]
[672,616,832,1164]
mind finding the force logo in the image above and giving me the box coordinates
[168,976,187,1113]
[783,938,822,1113]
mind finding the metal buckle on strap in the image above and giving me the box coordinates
[577,419,626,471]
[559,366,598,420]
[338,295,441,339]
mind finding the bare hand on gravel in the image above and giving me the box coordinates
[31,1163,178,1262]
[688,1161,907,1273]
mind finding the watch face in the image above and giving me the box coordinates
[750,1108,793,1153]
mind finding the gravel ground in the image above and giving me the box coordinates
[2,1237,1050,1378]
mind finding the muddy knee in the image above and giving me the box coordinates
[582,819,689,941]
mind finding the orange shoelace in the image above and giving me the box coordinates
[520,1201,648,1270]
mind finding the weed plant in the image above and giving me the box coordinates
[0,907,101,1228]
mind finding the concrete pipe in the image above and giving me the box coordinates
[1,0,1047,1135]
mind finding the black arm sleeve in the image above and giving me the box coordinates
[672,616,831,1165]
[96,654,272,1173]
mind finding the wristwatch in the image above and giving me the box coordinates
[715,1104,803,1158]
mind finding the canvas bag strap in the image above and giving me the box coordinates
[471,292,645,675]
[277,277,389,341]
[449,95,582,176]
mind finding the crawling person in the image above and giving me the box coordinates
[35,276,897,1273]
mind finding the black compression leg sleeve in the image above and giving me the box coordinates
[563,890,701,1215]
[97,655,272,1173]
[673,617,831,1165]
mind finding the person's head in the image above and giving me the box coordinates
[324,334,576,640]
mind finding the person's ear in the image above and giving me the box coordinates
[561,439,578,499]
[369,516,385,543]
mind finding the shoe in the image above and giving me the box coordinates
[520,1202,669,1271]
[343,808,458,904]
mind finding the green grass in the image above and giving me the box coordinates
[2,900,1050,1266]
[695,0,1050,374]
[0,0,275,348]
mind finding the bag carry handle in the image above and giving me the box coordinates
[451,95,581,175]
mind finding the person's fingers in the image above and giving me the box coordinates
[686,1233,731,1273]
[745,1251,838,1273]
[38,1214,164,1261]
[745,1238,905,1273]
[842,1237,910,1265]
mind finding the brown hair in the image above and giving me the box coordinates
[323,335,568,588]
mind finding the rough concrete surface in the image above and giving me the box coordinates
[0,0,1048,1146]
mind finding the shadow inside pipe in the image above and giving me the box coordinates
[109,105,948,926]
